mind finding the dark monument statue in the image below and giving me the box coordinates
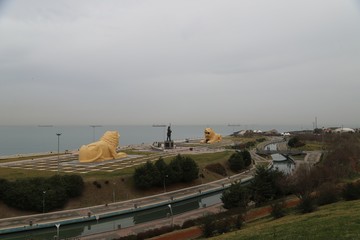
[167,126,172,141]
[165,125,174,149]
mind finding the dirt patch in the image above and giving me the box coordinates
[244,198,300,221]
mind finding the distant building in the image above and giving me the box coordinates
[333,127,355,133]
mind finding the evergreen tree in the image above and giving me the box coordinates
[180,156,199,182]
[242,150,252,167]
[250,165,285,205]
[134,161,161,189]
[221,181,249,209]
[228,152,245,172]
[154,157,173,186]
[169,155,184,183]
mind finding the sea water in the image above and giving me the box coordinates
[0,124,309,156]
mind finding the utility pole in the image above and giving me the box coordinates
[56,133,61,174]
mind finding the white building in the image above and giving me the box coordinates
[333,127,355,133]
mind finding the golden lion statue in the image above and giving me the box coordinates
[79,131,127,163]
[201,128,222,144]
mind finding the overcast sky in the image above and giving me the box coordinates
[1,0,360,127]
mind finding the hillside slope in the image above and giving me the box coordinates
[210,199,360,240]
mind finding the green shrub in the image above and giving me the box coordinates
[154,157,172,185]
[288,136,305,148]
[234,214,244,229]
[242,150,252,167]
[215,217,232,234]
[271,201,286,219]
[202,214,216,238]
[168,156,183,183]
[228,150,252,172]
[298,194,317,213]
[59,174,84,197]
[316,182,340,206]
[245,141,256,148]
[133,155,199,189]
[221,182,249,209]
[342,181,360,201]
[0,178,9,200]
[182,219,196,229]
[250,166,285,205]
[228,152,245,172]
[2,175,84,212]
[179,155,199,182]
[133,161,161,189]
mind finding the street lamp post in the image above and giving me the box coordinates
[163,175,168,193]
[55,223,61,239]
[42,191,46,213]
[56,133,61,174]
[199,169,205,185]
[113,182,116,203]
[90,125,102,142]
[168,204,173,227]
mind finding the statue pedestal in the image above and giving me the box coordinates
[164,141,174,149]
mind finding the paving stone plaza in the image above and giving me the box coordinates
[0,153,167,174]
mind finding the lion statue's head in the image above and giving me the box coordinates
[201,128,222,144]
[100,131,119,149]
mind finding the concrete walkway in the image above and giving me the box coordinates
[304,151,322,165]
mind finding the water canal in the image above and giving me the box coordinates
[267,143,296,174]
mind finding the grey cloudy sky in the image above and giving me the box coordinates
[1,0,360,127]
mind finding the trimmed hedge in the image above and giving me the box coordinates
[0,175,84,212]
[133,154,199,189]
[342,181,360,201]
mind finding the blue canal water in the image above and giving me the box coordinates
[267,143,296,174]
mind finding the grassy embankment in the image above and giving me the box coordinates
[210,199,360,240]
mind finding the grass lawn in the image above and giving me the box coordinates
[297,141,325,151]
[0,153,68,163]
[210,199,360,240]
[0,167,55,180]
